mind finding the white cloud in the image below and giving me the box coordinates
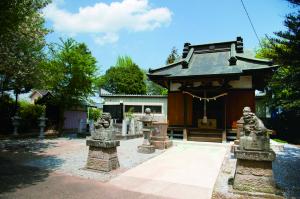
[94,33,119,45]
[44,0,172,45]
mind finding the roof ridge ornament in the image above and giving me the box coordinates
[229,43,237,65]
[182,42,191,58]
[236,36,244,53]
[182,48,194,69]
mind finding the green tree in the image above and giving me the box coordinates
[100,56,146,94]
[145,79,168,95]
[88,108,101,121]
[256,0,299,142]
[166,47,180,64]
[142,70,167,95]
[0,0,50,106]
[43,38,98,131]
[256,5,300,110]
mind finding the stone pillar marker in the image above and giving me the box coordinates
[11,114,21,136]
[86,113,120,172]
[233,107,280,195]
[137,108,155,154]
[38,112,47,139]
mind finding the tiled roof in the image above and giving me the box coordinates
[148,37,276,79]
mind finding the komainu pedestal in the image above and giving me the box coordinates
[86,113,120,172]
[233,107,281,195]
[234,150,277,193]
[86,139,120,172]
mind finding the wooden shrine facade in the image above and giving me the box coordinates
[148,37,276,142]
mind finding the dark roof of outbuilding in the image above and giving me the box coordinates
[148,37,277,79]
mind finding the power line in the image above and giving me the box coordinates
[240,0,262,47]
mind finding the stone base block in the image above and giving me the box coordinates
[86,138,120,148]
[137,144,155,154]
[235,149,276,161]
[86,144,120,172]
[233,158,280,194]
[86,157,119,172]
[151,140,172,150]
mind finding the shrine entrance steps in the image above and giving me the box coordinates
[188,129,223,143]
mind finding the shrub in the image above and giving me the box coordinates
[88,108,101,121]
[19,101,45,132]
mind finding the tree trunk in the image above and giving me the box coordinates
[15,91,19,115]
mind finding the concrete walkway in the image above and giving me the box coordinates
[109,141,228,199]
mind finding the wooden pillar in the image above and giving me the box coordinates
[223,95,227,143]
[183,93,188,141]
[183,128,188,141]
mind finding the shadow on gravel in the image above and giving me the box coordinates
[0,139,64,194]
[273,145,300,198]
[0,139,58,153]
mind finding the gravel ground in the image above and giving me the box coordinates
[0,137,164,182]
[2,137,299,198]
[212,142,300,199]
[273,144,300,198]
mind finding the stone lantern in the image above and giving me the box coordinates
[38,112,47,139]
[86,113,120,172]
[137,108,155,154]
[11,114,21,136]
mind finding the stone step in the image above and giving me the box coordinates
[188,136,222,143]
[188,132,222,137]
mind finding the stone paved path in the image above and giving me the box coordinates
[109,141,228,199]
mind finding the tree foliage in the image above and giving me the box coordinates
[145,79,168,95]
[99,56,146,94]
[256,3,300,110]
[88,108,101,121]
[43,38,98,109]
[41,38,98,132]
[143,70,167,95]
[0,0,50,96]
[166,47,180,64]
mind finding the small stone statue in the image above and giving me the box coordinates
[86,112,120,172]
[91,112,114,141]
[233,107,278,194]
[94,112,112,129]
[239,107,270,151]
[241,107,267,136]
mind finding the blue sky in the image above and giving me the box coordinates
[44,0,295,74]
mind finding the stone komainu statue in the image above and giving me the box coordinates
[239,107,270,151]
[91,112,114,140]
[241,106,267,136]
[94,112,112,129]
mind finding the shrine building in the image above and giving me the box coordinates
[147,37,276,142]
